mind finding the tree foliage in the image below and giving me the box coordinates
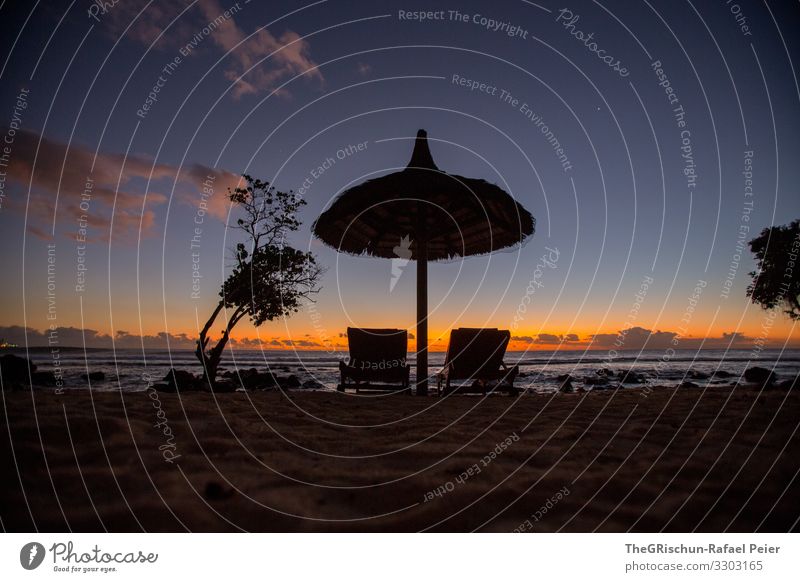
[196,175,322,388]
[747,219,800,320]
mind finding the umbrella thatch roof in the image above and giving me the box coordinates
[312,130,534,261]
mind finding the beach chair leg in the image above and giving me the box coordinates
[339,362,347,393]
[507,370,520,394]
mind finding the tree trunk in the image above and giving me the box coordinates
[195,301,245,390]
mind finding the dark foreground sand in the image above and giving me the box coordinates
[1,386,798,532]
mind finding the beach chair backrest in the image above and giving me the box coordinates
[347,328,408,368]
[445,328,510,379]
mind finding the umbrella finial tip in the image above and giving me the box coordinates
[408,129,436,170]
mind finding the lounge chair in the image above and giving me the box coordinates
[437,328,519,395]
[338,328,411,393]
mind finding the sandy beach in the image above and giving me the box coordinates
[2,386,798,532]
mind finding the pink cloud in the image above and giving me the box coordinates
[98,0,202,48]
[98,0,323,98]
[180,163,242,221]
[4,129,238,241]
[197,0,323,98]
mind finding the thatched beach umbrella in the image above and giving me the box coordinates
[313,130,534,394]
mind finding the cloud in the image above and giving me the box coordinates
[0,326,331,349]
[512,333,582,345]
[590,326,679,349]
[229,336,261,347]
[356,62,372,76]
[281,338,322,347]
[99,1,323,99]
[197,0,324,99]
[180,163,242,221]
[97,0,195,47]
[721,331,751,344]
[3,129,240,240]
[0,325,196,349]
[296,340,320,347]
[477,327,795,351]
[5,324,773,352]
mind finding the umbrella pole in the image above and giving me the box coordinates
[416,237,428,396]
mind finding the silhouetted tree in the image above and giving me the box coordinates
[747,219,800,320]
[196,175,322,389]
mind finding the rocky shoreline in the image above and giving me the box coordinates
[2,353,797,394]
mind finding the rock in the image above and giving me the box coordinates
[81,371,105,382]
[775,375,798,390]
[584,376,609,385]
[163,368,195,384]
[259,372,280,388]
[153,383,174,392]
[212,380,236,393]
[590,384,610,391]
[687,370,709,380]
[163,368,203,392]
[31,371,57,386]
[254,374,281,389]
[556,374,575,383]
[597,368,615,377]
[231,368,278,389]
[0,354,36,388]
[712,370,733,378]
[619,370,646,384]
[261,374,308,390]
[559,378,574,393]
[680,381,699,389]
[302,379,325,390]
[744,367,776,386]
[283,375,301,388]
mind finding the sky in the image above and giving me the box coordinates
[0,0,798,352]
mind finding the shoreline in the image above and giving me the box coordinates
[3,349,798,395]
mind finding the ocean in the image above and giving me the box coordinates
[10,347,800,393]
